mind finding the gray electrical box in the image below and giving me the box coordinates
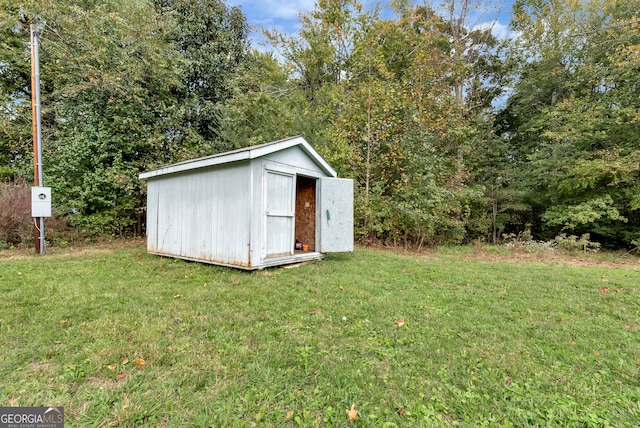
[31,186,52,217]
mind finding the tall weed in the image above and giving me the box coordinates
[0,178,32,245]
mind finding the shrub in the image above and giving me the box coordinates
[502,227,556,254]
[502,227,533,244]
[0,178,79,248]
[0,178,32,245]
[555,233,601,253]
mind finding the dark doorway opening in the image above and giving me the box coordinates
[295,175,316,252]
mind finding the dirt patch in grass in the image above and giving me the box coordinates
[0,238,145,260]
[87,376,124,389]
[369,244,640,269]
[4,240,639,270]
[459,248,640,269]
[28,361,56,376]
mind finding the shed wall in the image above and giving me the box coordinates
[149,162,252,266]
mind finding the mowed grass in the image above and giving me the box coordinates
[0,243,639,427]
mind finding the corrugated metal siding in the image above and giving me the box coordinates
[146,181,159,252]
[156,175,183,255]
[150,163,251,266]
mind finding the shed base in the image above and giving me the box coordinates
[260,252,324,269]
[147,250,324,270]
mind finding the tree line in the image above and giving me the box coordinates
[0,0,638,249]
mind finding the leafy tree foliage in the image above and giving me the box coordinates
[500,0,640,247]
[0,0,250,236]
[265,1,507,246]
[3,0,637,249]
[152,0,249,149]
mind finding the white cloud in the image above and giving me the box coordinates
[228,0,314,22]
[229,0,315,40]
[266,0,316,20]
[473,20,520,40]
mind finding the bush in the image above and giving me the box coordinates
[0,178,81,248]
[555,233,601,253]
[501,230,602,255]
[0,178,32,246]
[501,227,556,254]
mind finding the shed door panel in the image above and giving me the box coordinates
[265,170,295,257]
[318,178,354,253]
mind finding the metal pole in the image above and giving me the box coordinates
[30,24,45,255]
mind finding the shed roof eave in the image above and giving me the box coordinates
[139,136,337,180]
[138,150,251,180]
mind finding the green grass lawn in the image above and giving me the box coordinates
[1,243,639,427]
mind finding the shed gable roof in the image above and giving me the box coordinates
[139,136,337,180]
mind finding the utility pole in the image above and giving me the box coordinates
[31,24,45,255]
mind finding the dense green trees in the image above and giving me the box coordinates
[498,0,640,247]
[265,0,507,245]
[1,0,638,248]
[0,0,248,235]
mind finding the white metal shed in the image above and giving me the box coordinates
[139,136,354,269]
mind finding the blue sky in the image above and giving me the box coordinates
[227,0,516,48]
[227,0,316,39]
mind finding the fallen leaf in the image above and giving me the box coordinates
[54,340,61,344]
[594,351,600,357]
[396,319,405,327]
[81,321,87,327]
[339,286,345,290]
[600,288,610,294]
[134,358,146,366]
[471,375,477,381]
[117,372,126,379]
[506,378,512,386]
[285,410,294,419]
[173,294,182,298]
[107,364,116,371]
[397,408,406,415]
[137,253,143,257]
[346,404,358,421]
[60,320,68,325]
[122,359,129,365]
[296,390,302,395]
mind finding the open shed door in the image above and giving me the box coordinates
[318,177,354,253]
